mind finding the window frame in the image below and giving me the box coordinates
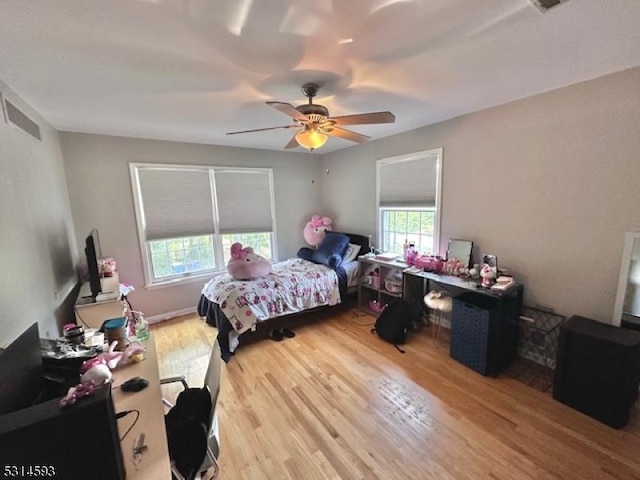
[379,207,438,255]
[376,148,443,256]
[130,163,278,287]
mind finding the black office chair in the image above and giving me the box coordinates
[162,339,221,480]
[165,397,209,480]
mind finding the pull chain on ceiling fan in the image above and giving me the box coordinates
[226,83,396,151]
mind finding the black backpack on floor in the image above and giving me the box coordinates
[371,298,411,353]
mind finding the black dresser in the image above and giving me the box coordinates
[553,315,640,428]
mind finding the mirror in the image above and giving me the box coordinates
[447,239,473,267]
[613,232,640,328]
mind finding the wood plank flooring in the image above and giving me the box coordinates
[152,308,640,480]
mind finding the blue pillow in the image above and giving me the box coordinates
[311,233,350,269]
[296,247,315,262]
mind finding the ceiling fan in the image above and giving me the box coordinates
[226,83,396,151]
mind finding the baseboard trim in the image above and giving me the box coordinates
[146,306,197,324]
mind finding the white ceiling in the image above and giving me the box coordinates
[1,0,640,154]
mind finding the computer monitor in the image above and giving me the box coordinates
[0,323,44,415]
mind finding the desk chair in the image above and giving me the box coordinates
[162,339,221,480]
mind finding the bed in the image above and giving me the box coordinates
[197,232,370,361]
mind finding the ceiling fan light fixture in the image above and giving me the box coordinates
[295,128,328,151]
[231,83,395,150]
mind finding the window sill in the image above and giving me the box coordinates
[145,270,223,290]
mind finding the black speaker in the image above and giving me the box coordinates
[0,383,125,480]
[553,315,640,428]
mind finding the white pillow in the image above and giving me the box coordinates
[343,243,362,263]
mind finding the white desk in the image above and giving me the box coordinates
[111,335,171,479]
[75,273,124,329]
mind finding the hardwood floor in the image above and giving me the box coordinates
[152,308,640,480]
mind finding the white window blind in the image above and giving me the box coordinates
[138,168,214,241]
[379,154,438,207]
[215,170,273,234]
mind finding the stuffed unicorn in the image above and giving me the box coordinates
[227,242,272,280]
[303,215,333,247]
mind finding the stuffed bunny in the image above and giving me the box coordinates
[303,215,332,247]
[227,242,272,280]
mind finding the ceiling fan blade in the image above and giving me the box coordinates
[266,101,308,122]
[284,134,299,150]
[326,127,371,144]
[329,111,396,126]
[226,124,299,135]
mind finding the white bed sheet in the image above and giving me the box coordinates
[342,260,360,288]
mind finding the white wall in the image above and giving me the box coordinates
[60,133,323,319]
[321,66,640,323]
[25,66,639,325]
[0,79,78,344]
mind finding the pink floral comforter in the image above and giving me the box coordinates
[201,258,340,335]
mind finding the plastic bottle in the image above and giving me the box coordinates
[135,313,150,341]
[406,242,418,266]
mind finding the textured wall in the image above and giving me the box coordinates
[0,79,78,344]
[321,67,640,323]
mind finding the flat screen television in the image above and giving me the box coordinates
[85,228,102,298]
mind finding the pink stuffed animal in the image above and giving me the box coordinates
[77,340,124,387]
[227,242,272,280]
[480,264,497,287]
[303,215,333,247]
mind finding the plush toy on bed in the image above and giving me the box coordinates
[227,242,272,280]
[303,215,333,247]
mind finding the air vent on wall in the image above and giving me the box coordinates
[3,98,41,141]
[530,0,569,12]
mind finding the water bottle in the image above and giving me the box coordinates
[134,312,150,341]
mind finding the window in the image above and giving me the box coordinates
[149,235,215,278]
[130,164,276,285]
[381,208,436,254]
[377,148,442,255]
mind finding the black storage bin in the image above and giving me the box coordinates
[449,292,520,376]
[553,315,640,428]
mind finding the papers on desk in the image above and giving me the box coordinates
[375,252,401,261]
[490,276,515,292]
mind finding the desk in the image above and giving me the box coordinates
[112,334,171,479]
[404,268,523,375]
[75,273,124,329]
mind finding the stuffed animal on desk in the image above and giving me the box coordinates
[60,341,147,407]
[79,341,146,386]
[59,350,116,407]
[480,264,497,287]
